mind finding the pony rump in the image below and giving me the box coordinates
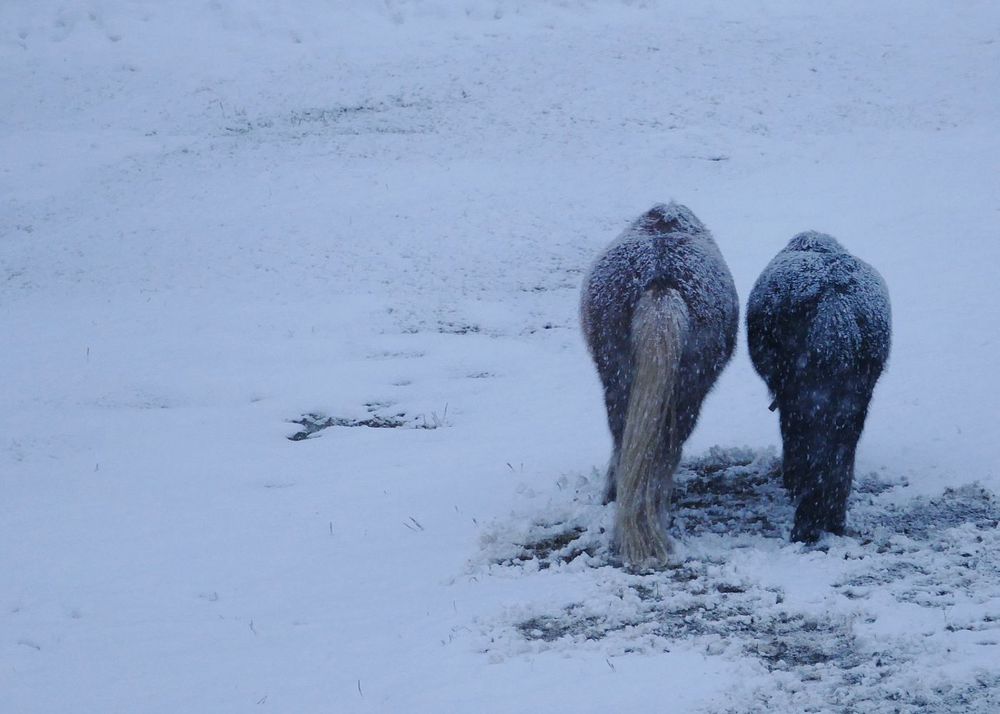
[615,288,689,566]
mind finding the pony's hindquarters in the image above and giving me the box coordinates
[747,234,890,542]
[613,288,689,567]
[581,202,739,567]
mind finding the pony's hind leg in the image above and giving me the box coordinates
[792,442,854,541]
[778,406,806,498]
[600,366,630,504]
[790,394,867,542]
[777,387,814,500]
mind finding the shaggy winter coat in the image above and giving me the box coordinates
[747,231,891,542]
[581,203,738,566]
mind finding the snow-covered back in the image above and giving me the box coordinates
[747,231,892,371]
[3,1,1000,712]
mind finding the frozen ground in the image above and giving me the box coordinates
[2,1,999,712]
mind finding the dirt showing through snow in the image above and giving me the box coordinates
[472,448,1000,712]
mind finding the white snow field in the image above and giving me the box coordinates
[2,1,1000,711]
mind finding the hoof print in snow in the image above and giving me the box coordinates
[523,322,564,335]
[748,613,860,671]
[504,526,593,569]
[287,412,406,440]
[860,483,1000,541]
[516,611,605,642]
[437,322,481,335]
[670,447,787,539]
[287,404,446,441]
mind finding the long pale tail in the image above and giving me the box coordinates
[614,288,689,567]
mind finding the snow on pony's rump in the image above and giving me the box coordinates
[747,231,891,543]
[580,203,739,568]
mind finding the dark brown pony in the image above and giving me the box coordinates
[747,232,891,542]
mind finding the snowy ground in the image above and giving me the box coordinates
[2,1,999,712]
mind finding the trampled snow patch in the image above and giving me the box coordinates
[469,448,1000,712]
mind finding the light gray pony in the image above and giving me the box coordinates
[581,203,738,567]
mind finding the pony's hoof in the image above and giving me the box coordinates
[615,533,674,571]
[791,520,823,544]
